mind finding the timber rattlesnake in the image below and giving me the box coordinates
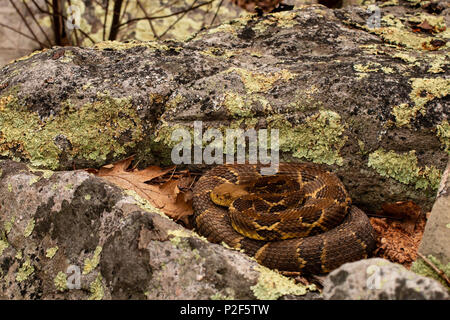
[192,163,376,274]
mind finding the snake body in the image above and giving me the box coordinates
[192,163,376,274]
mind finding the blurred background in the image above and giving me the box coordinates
[0,0,362,67]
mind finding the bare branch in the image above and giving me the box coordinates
[22,0,53,46]
[8,0,47,48]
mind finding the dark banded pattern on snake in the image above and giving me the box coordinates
[191,163,376,274]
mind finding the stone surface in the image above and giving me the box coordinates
[411,159,450,289]
[419,159,450,264]
[0,3,448,214]
[0,160,314,299]
[322,258,449,300]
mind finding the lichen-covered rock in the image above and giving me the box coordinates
[0,160,315,299]
[412,159,450,289]
[0,2,448,214]
[322,258,449,300]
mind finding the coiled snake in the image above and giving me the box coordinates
[192,163,376,274]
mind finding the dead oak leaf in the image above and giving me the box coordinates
[88,157,193,224]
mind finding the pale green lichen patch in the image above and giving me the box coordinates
[28,175,40,186]
[46,246,59,259]
[16,259,34,282]
[392,78,450,127]
[392,103,416,127]
[0,240,8,256]
[24,219,35,237]
[436,120,450,154]
[225,67,294,94]
[251,265,315,300]
[54,271,68,292]
[353,62,380,73]
[27,166,54,179]
[368,149,442,190]
[411,255,450,289]
[427,54,448,74]
[223,92,254,118]
[370,14,448,51]
[4,216,15,234]
[83,246,102,275]
[93,40,174,52]
[0,94,144,169]
[89,274,104,300]
[210,292,234,300]
[269,110,347,166]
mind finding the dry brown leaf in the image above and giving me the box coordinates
[370,201,427,268]
[381,201,422,234]
[88,157,193,226]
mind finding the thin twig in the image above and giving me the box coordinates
[0,22,45,45]
[159,0,200,38]
[115,0,214,30]
[8,0,47,48]
[22,0,53,46]
[416,252,450,287]
[136,0,159,40]
[209,0,225,28]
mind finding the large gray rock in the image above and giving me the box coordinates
[412,160,450,288]
[323,258,449,300]
[0,3,448,214]
[0,160,315,299]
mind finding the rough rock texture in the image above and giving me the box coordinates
[411,159,450,289]
[322,258,449,300]
[0,2,448,213]
[0,160,316,299]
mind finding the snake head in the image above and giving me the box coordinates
[210,183,250,207]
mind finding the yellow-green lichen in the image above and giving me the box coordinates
[368,149,442,190]
[210,292,234,300]
[371,14,447,51]
[28,175,40,186]
[16,259,34,282]
[27,166,54,179]
[436,120,450,154]
[46,246,59,259]
[353,62,380,73]
[84,194,91,201]
[54,271,68,292]
[393,78,450,127]
[4,216,15,234]
[15,250,22,260]
[250,265,315,300]
[427,54,448,74]
[391,103,416,127]
[83,246,102,275]
[223,92,254,118]
[0,94,144,169]
[24,219,35,237]
[0,240,9,256]
[269,110,347,166]
[226,67,294,94]
[411,255,450,289]
[89,274,104,300]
